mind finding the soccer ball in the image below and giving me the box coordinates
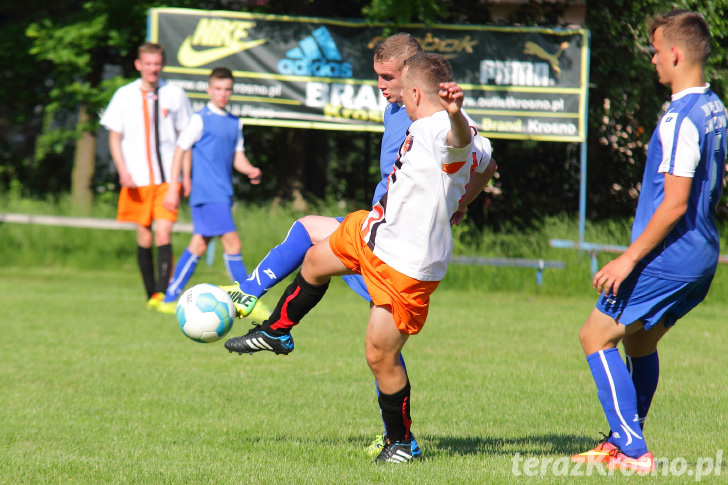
[177,284,235,343]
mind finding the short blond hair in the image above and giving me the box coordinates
[402,52,453,97]
[138,42,165,62]
[373,33,422,69]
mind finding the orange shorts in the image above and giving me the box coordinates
[329,210,439,335]
[117,183,178,227]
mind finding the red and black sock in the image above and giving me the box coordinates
[137,245,156,299]
[377,380,412,443]
[264,271,329,335]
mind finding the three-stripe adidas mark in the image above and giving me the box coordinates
[245,337,274,351]
[388,449,413,463]
[225,328,294,355]
[277,26,352,78]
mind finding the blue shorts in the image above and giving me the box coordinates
[336,215,372,302]
[596,271,714,330]
[191,202,236,237]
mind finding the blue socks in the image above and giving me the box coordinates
[587,348,647,458]
[241,221,313,298]
[626,351,659,429]
[164,248,199,303]
[223,252,248,285]
[163,249,249,303]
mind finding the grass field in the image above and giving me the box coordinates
[2,262,726,483]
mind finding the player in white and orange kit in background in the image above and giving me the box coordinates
[101,43,192,306]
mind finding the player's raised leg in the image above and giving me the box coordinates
[224,236,346,354]
[221,216,340,318]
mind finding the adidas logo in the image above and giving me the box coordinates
[240,332,294,354]
[277,26,352,78]
[390,449,413,462]
[245,336,274,351]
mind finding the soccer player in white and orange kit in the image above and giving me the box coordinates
[101,43,192,305]
[225,52,495,464]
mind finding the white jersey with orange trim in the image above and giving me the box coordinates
[101,78,192,187]
[361,110,493,281]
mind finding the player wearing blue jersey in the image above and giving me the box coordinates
[571,10,727,474]
[156,67,262,314]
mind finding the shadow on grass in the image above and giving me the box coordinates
[240,433,599,459]
[428,433,598,457]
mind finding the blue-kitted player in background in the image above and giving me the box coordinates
[157,67,263,316]
[571,9,727,474]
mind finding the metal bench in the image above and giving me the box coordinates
[450,255,566,286]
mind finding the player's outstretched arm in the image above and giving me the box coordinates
[439,82,469,148]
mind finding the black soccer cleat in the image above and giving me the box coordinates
[225,324,294,355]
[374,439,421,464]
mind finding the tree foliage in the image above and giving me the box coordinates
[2,0,727,227]
[586,0,728,220]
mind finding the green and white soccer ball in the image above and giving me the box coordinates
[177,284,235,343]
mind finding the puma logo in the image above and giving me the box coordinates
[523,41,570,77]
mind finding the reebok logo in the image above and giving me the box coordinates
[177,18,267,68]
[277,26,352,78]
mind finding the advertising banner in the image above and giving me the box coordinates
[149,8,589,142]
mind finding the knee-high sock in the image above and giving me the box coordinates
[163,248,199,303]
[156,243,173,294]
[263,271,328,335]
[240,221,312,298]
[587,348,647,457]
[376,354,408,436]
[224,252,247,284]
[626,351,659,430]
[137,245,156,298]
[377,381,412,443]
